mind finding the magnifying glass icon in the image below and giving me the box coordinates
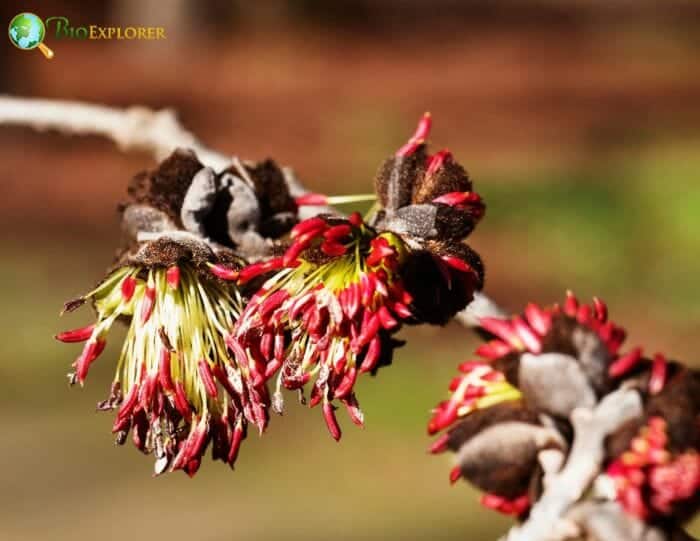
[8,12,55,59]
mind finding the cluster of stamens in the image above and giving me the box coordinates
[426,292,649,516]
[57,263,260,476]
[606,417,700,519]
[476,292,623,359]
[397,112,485,220]
[428,362,521,439]
[426,361,525,515]
[225,212,415,440]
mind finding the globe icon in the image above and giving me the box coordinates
[8,12,45,49]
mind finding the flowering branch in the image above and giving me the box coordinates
[0,95,335,219]
[2,96,696,540]
[0,95,228,167]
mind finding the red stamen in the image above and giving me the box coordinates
[367,237,395,267]
[480,317,522,349]
[512,316,542,354]
[121,276,137,302]
[426,149,452,176]
[322,400,342,441]
[55,324,95,343]
[260,289,290,319]
[166,266,180,289]
[260,332,273,359]
[140,284,156,324]
[283,234,315,266]
[480,493,506,511]
[372,273,389,297]
[173,381,192,419]
[158,348,174,393]
[433,191,481,207]
[238,257,284,283]
[608,347,643,378]
[648,353,668,395]
[139,372,158,410]
[290,291,316,321]
[187,421,209,465]
[309,387,322,408]
[323,224,352,242]
[449,466,462,484]
[198,360,218,398]
[334,367,358,399]
[359,335,381,373]
[356,312,381,349]
[524,303,552,336]
[607,326,627,355]
[391,301,412,319]
[457,360,490,372]
[593,297,608,322]
[274,332,285,361]
[480,493,530,516]
[226,336,249,367]
[341,395,365,427]
[291,216,327,239]
[264,358,282,379]
[211,365,237,398]
[599,321,614,342]
[377,306,398,330]
[171,428,194,472]
[76,338,106,383]
[462,385,488,400]
[295,193,328,206]
[564,290,579,317]
[348,212,363,227]
[482,370,504,383]
[440,255,473,274]
[320,240,347,257]
[438,395,466,429]
[227,419,245,466]
[475,340,511,360]
[396,112,432,157]
[209,263,239,281]
[448,376,465,393]
[429,433,450,454]
[114,383,139,427]
[577,304,593,325]
[345,283,360,319]
[620,485,648,520]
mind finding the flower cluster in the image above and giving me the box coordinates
[229,213,420,440]
[428,292,700,527]
[606,417,700,520]
[427,293,635,516]
[214,114,487,441]
[477,291,625,362]
[427,361,521,438]
[373,112,486,247]
[58,115,487,475]
[427,361,534,517]
[57,240,260,476]
[394,114,486,236]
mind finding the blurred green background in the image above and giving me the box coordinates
[0,1,699,539]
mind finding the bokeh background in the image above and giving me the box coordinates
[0,1,699,540]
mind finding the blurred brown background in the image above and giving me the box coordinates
[0,1,699,540]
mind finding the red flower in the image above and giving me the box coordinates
[427,362,521,436]
[606,417,700,519]
[230,213,413,440]
[56,247,261,476]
